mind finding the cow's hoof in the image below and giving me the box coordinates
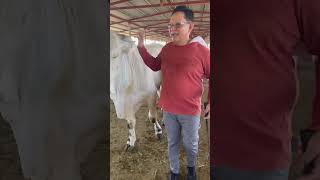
[125,144,135,152]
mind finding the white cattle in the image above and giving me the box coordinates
[190,35,209,48]
[110,31,163,150]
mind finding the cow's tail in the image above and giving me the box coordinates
[153,71,162,99]
[156,86,161,99]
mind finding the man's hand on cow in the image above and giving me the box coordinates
[137,31,145,47]
[202,103,210,120]
[297,131,320,180]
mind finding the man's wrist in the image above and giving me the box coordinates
[138,42,144,48]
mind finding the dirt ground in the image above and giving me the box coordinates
[110,85,210,180]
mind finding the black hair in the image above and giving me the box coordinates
[172,5,194,22]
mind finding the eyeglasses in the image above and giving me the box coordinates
[167,21,190,29]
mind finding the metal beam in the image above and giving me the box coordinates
[120,29,164,39]
[193,10,210,14]
[154,31,210,37]
[112,20,170,40]
[146,27,209,32]
[146,23,210,28]
[112,30,168,40]
[112,24,138,30]
[117,21,167,33]
[156,24,206,30]
[128,33,168,41]
[110,25,131,31]
[143,27,209,31]
[110,14,144,29]
[110,0,130,6]
[131,34,167,40]
[130,16,210,23]
[110,10,172,26]
[111,10,209,26]
[145,21,170,28]
[152,29,209,33]
[111,26,139,33]
[110,28,168,41]
[131,19,169,23]
[110,0,210,10]
[153,30,209,33]
[142,21,210,27]
[129,32,166,37]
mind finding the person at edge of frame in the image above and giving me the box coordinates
[211,0,320,180]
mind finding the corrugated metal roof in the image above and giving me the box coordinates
[110,0,210,42]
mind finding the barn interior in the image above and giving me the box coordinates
[109,1,211,179]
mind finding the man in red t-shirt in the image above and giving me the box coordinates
[137,6,210,180]
[212,0,320,179]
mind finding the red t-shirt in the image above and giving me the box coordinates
[212,0,320,170]
[138,42,210,116]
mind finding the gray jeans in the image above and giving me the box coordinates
[163,111,200,174]
[211,166,289,180]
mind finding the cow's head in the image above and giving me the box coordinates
[110,32,135,119]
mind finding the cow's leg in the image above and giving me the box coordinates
[156,87,165,126]
[147,95,162,140]
[125,115,137,151]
